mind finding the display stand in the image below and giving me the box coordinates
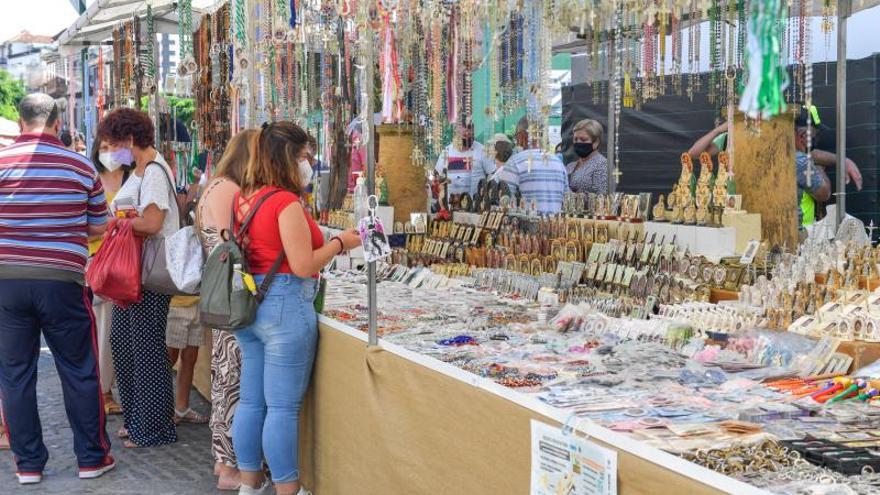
[299,317,768,495]
[837,341,880,373]
[721,211,762,255]
[644,222,737,259]
[376,125,427,223]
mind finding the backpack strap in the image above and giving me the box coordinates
[256,252,286,303]
[231,189,287,303]
[230,189,282,241]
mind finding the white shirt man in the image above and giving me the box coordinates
[434,141,496,198]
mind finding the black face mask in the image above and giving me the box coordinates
[573,142,594,158]
[462,137,474,149]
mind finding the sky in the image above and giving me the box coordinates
[2,0,79,42]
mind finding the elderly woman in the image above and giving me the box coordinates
[566,119,608,194]
[97,108,179,448]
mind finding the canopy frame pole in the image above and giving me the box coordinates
[835,0,851,227]
[365,28,378,347]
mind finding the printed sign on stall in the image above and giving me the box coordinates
[530,420,617,495]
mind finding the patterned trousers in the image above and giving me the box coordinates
[110,290,177,447]
[210,329,241,466]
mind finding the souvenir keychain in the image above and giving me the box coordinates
[358,195,392,263]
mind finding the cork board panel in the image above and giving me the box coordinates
[376,125,427,223]
[733,112,798,248]
[299,323,727,495]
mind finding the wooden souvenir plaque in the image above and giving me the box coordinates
[377,125,428,223]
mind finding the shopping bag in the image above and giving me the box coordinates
[164,225,203,294]
[86,219,144,307]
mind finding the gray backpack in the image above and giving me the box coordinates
[199,191,284,331]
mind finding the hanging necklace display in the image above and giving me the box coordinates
[612,3,623,186]
[821,0,835,83]
[132,16,143,103]
[177,0,197,82]
[144,5,156,95]
[671,12,682,96]
[96,46,105,119]
[802,8,816,189]
[123,21,133,100]
[430,15,444,156]
[708,0,720,107]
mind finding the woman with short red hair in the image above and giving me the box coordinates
[96,108,179,448]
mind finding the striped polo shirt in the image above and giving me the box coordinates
[0,133,108,283]
[498,149,569,214]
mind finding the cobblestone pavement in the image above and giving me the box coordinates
[1,349,223,495]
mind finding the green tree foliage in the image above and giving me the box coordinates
[0,70,26,122]
[140,95,195,128]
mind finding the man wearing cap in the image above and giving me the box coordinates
[793,111,862,227]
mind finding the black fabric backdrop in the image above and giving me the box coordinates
[561,55,879,228]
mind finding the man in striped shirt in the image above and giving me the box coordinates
[0,93,114,484]
[498,116,568,215]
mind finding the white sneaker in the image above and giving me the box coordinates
[239,482,273,495]
[16,471,42,484]
[298,488,313,495]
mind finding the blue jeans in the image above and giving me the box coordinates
[232,274,318,483]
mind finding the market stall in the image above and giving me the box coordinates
[56,0,880,492]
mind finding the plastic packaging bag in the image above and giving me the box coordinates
[86,219,144,307]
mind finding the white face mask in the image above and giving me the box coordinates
[98,151,123,172]
[298,159,313,187]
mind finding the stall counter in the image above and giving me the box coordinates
[298,315,770,495]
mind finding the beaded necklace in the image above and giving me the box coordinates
[144,5,156,94]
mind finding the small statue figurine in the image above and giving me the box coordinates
[695,152,713,212]
[683,197,697,225]
[695,196,709,226]
[714,152,731,209]
[669,193,684,224]
[652,194,667,222]
[674,153,694,206]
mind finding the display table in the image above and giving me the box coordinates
[299,316,768,495]
[644,222,737,260]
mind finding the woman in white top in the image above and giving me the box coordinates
[97,108,179,448]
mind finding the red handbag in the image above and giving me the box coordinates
[86,219,144,307]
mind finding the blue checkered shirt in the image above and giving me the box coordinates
[498,149,568,214]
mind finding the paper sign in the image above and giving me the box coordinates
[530,420,617,495]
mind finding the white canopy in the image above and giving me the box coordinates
[56,0,214,48]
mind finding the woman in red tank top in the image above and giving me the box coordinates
[233,122,359,495]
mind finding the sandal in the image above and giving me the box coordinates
[103,394,123,415]
[123,440,143,449]
[174,408,209,424]
[117,427,129,439]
